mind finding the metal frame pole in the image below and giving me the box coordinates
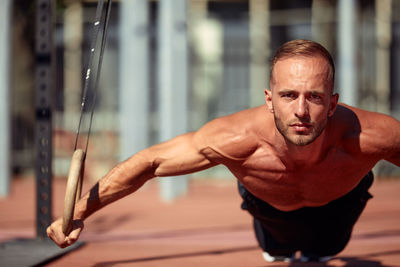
[375,0,392,114]
[119,0,149,159]
[35,0,54,238]
[338,0,358,106]
[158,0,189,201]
[0,0,12,197]
[249,0,270,107]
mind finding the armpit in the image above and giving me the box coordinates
[193,113,260,164]
[199,136,259,164]
[199,146,242,164]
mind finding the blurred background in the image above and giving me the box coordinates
[1,0,400,199]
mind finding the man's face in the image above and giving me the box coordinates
[265,56,338,146]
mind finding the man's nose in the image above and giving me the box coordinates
[295,97,309,118]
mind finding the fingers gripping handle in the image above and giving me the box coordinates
[62,149,85,235]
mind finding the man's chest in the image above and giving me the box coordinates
[226,147,374,211]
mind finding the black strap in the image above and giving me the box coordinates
[74,0,113,157]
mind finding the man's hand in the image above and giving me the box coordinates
[46,218,84,248]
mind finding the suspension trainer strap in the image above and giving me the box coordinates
[74,0,113,155]
[84,0,113,154]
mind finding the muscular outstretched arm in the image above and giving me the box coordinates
[47,108,261,248]
[47,131,218,248]
[75,132,217,220]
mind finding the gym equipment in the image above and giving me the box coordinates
[62,0,113,236]
[0,0,112,265]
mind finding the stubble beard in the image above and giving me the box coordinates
[273,113,328,146]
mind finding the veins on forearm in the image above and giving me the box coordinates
[77,153,154,220]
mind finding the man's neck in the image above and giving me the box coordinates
[273,130,328,169]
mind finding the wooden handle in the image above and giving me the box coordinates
[62,149,85,235]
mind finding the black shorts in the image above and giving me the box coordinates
[238,171,374,256]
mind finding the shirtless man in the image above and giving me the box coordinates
[47,40,400,262]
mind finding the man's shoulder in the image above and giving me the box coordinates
[334,103,399,132]
[333,103,400,156]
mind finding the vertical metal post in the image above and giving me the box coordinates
[158,0,188,201]
[35,0,54,238]
[55,1,83,178]
[311,0,335,52]
[189,1,223,129]
[375,0,392,114]
[0,0,12,197]
[63,2,83,124]
[249,0,270,106]
[119,0,149,159]
[338,0,358,106]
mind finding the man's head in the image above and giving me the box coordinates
[265,40,339,146]
[269,39,335,92]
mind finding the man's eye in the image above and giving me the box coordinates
[282,93,295,98]
[310,94,321,100]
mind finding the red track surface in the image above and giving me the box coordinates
[1,176,400,266]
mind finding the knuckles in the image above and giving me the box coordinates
[46,219,83,248]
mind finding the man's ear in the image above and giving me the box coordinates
[328,93,339,117]
[265,88,274,113]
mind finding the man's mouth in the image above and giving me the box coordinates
[290,123,311,132]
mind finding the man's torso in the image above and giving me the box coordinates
[226,142,375,211]
[198,105,381,211]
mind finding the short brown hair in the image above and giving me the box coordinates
[270,40,335,91]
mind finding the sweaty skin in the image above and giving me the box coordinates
[47,55,400,248]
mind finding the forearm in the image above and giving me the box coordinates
[74,152,155,221]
